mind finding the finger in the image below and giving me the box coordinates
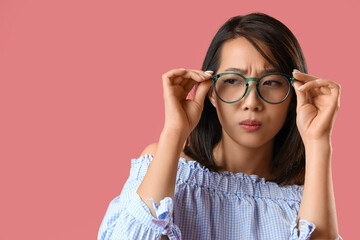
[191,69,214,81]
[297,78,340,94]
[184,71,214,99]
[174,71,207,85]
[191,69,214,77]
[292,69,319,83]
[163,69,203,85]
[292,80,307,108]
[179,69,214,81]
[183,79,197,93]
[178,77,193,88]
[193,80,212,105]
[176,75,201,87]
[165,68,213,85]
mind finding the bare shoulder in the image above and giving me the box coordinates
[139,142,195,162]
[180,150,195,162]
[139,142,158,157]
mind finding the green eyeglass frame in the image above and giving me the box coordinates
[210,72,300,104]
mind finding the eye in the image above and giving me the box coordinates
[260,74,289,87]
[262,80,282,86]
[224,78,238,84]
[218,74,244,86]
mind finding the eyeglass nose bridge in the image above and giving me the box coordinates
[243,78,260,99]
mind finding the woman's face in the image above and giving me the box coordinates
[208,37,292,148]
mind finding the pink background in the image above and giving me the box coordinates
[1,0,358,239]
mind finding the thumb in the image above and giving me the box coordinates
[193,80,212,106]
[292,76,307,109]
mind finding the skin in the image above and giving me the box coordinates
[208,37,341,238]
[292,70,340,239]
[138,36,341,239]
[208,37,292,180]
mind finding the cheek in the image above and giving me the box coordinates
[269,100,292,129]
[271,109,288,127]
[214,101,226,125]
[214,100,236,127]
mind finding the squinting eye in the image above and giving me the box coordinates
[262,80,282,86]
[224,79,237,84]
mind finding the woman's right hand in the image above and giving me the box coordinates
[162,68,213,139]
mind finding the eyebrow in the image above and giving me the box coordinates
[224,67,278,75]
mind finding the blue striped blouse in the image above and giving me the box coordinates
[98,154,342,240]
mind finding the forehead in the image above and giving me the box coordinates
[219,37,276,72]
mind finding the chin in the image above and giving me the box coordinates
[236,131,276,147]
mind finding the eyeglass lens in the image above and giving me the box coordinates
[215,74,290,103]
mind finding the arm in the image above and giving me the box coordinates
[291,69,341,239]
[137,68,212,218]
[97,155,181,240]
[136,68,212,217]
[297,139,339,239]
[136,69,212,240]
[99,69,212,240]
[137,130,186,217]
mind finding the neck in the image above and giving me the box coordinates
[213,132,274,180]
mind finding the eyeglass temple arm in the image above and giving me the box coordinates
[290,77,302,85]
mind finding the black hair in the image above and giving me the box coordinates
[184,12,307,186]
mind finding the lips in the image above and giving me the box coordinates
[239,119,262,132]
[239,119,262,126]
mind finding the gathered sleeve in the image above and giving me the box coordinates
[98,187,181,240]
[97,155,181,240]
[289,217,343,240]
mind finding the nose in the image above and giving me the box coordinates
[241,81,263,111]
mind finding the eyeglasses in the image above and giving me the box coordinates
[210,72,300,104]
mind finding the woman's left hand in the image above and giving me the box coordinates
[292,69,341,145]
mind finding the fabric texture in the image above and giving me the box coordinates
[98,154,342,240]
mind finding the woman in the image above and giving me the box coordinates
[98,12,342,239]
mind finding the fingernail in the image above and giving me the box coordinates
[204,71,213,76]
[199,74,205,80]
[179,68,186,70]
[293,69,301,73]
[298,85,304,91]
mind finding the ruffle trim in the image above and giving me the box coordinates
[127,192,181,239]
[290,218,316,240]
[131,154,304,202]
[290,217,343,240]
[146,197,181,240]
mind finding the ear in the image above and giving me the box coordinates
[207,87,217,108]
